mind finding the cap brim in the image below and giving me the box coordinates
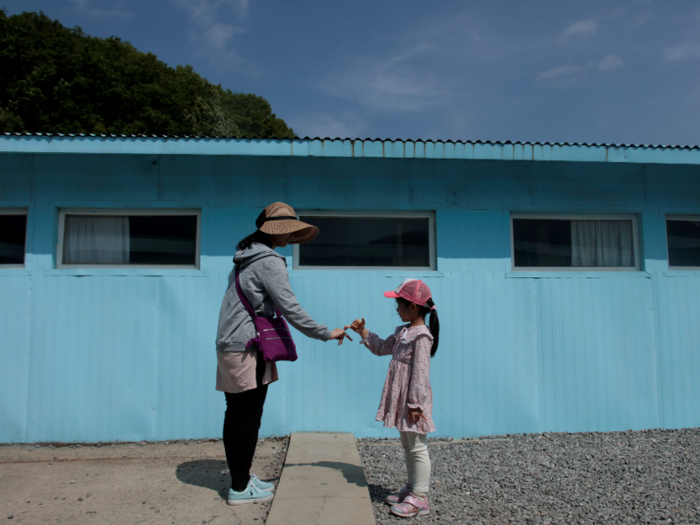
[383,291,400,298]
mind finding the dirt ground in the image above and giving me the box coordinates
[0,437,289,525]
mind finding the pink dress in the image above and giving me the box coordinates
[362,324,436,434]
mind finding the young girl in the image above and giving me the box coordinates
[346,278,440,518]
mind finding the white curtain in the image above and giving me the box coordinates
[63,216,130,264]
[571,220,633,267]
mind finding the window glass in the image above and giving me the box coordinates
[298,216,431,268]
[0,214,27,266]
[62,213,198,266]
[667,219,700,268]
[513,217,636,269]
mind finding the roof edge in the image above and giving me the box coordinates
[2,132,700,165]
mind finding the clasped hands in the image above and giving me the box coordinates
[330,316,366,346]
[334,318,427,424]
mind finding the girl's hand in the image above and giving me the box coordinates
[344,318,367,339]
[408,408,427,424]
[330,328,353,346]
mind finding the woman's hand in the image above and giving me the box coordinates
[330,328,353,346]
[344,318,368,339]
[408,407,427,424]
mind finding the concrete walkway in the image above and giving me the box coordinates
[266,432,376,525]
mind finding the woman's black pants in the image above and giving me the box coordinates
[223,352,268,492]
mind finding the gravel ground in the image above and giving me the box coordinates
[358,428,700,525]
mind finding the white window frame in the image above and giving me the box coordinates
[293,211,436,271]
[510,213,641,272]
[666,214,700,270]
[0,208,28,268]
[57,208,201,269]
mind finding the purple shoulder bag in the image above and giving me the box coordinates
[234,266,298,363]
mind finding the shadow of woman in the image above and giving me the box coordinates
[283,461,368,488]
[175,459,231,499]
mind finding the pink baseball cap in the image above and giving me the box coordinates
[384,278,435,309]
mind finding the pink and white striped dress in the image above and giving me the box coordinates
[362,324,436,434]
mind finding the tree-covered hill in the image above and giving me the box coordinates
[0,10,294,138]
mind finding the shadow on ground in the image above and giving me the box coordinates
[367,483,393,504]
[284,461,368,487]
[176,459,230,499]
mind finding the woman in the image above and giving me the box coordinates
[215,202,350,506]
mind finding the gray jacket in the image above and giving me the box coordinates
[216,243,332,352]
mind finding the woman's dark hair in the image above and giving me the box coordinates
[236,210,274,252]
[396,297,440,357]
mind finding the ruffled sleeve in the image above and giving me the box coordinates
[361,329,399,356]
[406,333,433,411]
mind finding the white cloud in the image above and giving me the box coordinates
[289,113,367,139]
[561,20,598,38]
[539,54,624,87]
[202,21,246,52]
[69,0,134,19]
[320,46,447,113]
[172,0,251,70]
[315,11,521,114]
[597,54,625,71]
[666,43,700,62]
[539,65,580,79]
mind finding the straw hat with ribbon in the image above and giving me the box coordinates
[255,202,319,244]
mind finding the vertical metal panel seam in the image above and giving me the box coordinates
[153,277,162,440]
[22,177,38,443]
[21,274,33,442]
[533,278,542,432]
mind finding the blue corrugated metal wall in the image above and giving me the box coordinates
[1,151,700,442]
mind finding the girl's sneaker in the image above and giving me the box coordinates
[385,485,412,505]
[250,473,275,492]
[227,480,274,506]
[390,493,430,518]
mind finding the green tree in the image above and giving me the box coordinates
[220,92,295,139]
[0,10,294,138]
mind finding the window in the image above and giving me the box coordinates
[294,212,435,270]
[666,216,700,269]
[511,214,640,271]
[0,210,27,267]
[57,209,200,268]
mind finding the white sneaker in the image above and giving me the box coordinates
[251,473,275,492]
[227,480,274,506]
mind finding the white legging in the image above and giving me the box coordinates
[399,431,431,495]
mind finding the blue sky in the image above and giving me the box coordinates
[4,0,700,145]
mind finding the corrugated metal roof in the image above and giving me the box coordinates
[3,131,700,150]
[3,132,700,165]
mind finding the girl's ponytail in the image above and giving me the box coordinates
[425,298,440,357]
[396,295,440,357]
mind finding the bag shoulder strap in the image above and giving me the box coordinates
[235,265,283,319]
[234,265,257,320]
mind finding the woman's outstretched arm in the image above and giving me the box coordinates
[260,256,351,344]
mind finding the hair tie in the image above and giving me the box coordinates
[430,305,436,310]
